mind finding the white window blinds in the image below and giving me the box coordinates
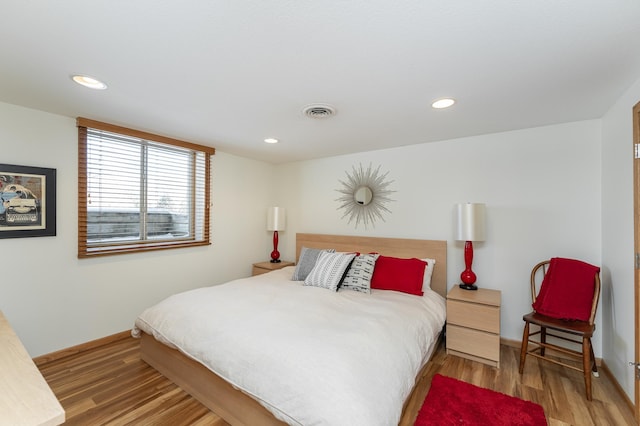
[77,118,214,257]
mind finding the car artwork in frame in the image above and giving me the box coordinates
[0,164,56,239]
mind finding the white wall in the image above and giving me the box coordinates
[601,75,640,400]
[275,120,602,350]
[0,102,276,357]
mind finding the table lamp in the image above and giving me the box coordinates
[455,203,486,290]
[267,207,286,263]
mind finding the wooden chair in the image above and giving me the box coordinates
[518,260,601,400]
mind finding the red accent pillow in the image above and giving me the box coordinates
[532,257,600,321]
[370,256,426,296]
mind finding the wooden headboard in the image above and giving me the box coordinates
[296,233,447,298]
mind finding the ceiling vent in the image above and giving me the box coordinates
[302,104,336,119]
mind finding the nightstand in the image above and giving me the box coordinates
[252,261,295,276]
[446,286,501,368]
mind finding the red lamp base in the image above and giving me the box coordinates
[270,230,281,263]
[459,240,478,291]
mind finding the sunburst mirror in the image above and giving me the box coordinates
[336,163,395,229]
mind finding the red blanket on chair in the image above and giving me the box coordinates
[532,257,599,321]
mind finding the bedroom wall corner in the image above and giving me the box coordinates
[0,101,277,357]
[601,73,640,401]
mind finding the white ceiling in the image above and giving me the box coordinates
[2,1,640,164]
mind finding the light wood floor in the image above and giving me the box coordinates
[37,335,636,425]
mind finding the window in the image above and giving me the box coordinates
[77,118,215,257]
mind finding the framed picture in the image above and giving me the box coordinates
[0,164,56,239]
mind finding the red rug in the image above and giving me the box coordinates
[414,374,548,426]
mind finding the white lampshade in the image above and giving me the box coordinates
[267,207,286,231]
[455,203,486,242]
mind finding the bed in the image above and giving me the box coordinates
[133,233,447,425]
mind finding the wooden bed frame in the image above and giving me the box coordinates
[140,233,447,425]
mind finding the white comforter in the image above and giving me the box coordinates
[132,266,446,426]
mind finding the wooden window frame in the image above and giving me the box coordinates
[77,118,215,258]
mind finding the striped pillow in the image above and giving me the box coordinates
[291,247,336,280]
[304,252,356,291]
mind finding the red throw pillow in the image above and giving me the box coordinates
[532,257,600,321]
[370,255,426,296]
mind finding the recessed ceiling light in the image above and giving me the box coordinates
[72,75,107,90]
[264,138,279,144]
[431,98,455,109]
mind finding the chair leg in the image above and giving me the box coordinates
[540,327,546,356]
[583,337,593,401]
[519,322,530,374]
[589,338,599,377]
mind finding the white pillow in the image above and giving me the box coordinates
[304,252,356,291]
[341,253,380,294]
[421,258,436,291]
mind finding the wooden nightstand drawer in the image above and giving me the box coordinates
[447,324,500,362]
[252,266,269,276]
[446,286,501,368]
[447,299,500,334]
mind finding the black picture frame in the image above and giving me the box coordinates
[0,164,56,239]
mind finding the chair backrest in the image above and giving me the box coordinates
[530,259,601,325]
